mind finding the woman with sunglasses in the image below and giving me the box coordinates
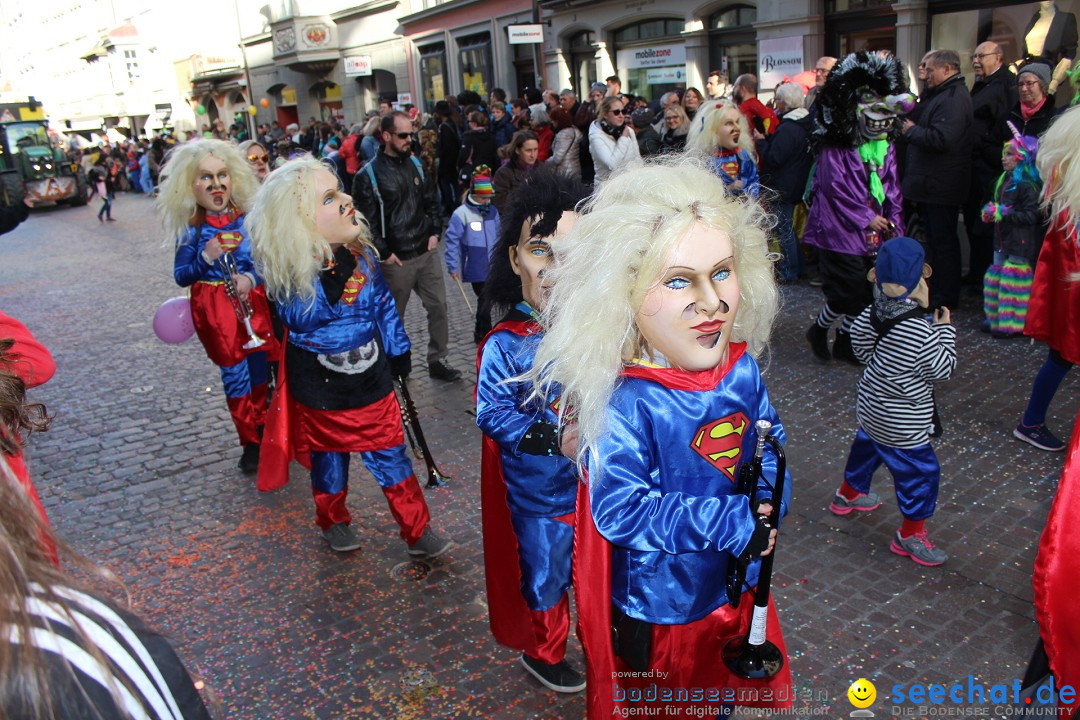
[589,96,640,184]
[239,140,271,183]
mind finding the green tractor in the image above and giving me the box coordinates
[0,99,87,207]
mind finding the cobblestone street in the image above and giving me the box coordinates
[1,193,1075,719]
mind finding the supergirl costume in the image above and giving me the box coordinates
[173,212,278,448]
[711,148,760,199]
[577,343,794,718]
[476,302,576,665]
[259,247,431,542]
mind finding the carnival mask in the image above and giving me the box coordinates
[856,90,916,140]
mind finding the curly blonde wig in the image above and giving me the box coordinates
[247,155,373,302]
[685,99,756,160]
[155,139,259,245]
[1037,105,1080,228]
[529,156,778,468]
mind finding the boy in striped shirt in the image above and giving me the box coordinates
[828,237,956,566]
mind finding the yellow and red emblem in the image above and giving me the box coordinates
[691,411,748,481]
[214,231,244,253]
[341,269,368,305]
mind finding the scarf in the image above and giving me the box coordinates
[1020,97,1047,122]
[872,290,920,322]
[858,139,889,207]
[598,118,624,142]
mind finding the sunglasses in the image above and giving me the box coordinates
[608,108,625,116]
[393,131,412,139]
[248,154,269,163]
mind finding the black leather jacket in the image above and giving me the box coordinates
[352,149,441,261]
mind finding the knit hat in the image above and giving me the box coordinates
[874,236,925,299]
[434,100,452,116]
[471,165,494,198]
[1017,63,1052,91]
[590,81,607,95]
[631,108,655,129]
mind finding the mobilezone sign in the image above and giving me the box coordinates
[617,44,687,70]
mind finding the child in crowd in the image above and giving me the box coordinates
[444,166,500,344]
[248,155,451,559]
[981,135,1042,339]
[476,165,590,694]
[530,158,792,717]
[687,100,759,198]
[829,236,956,566]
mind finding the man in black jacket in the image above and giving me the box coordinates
[353,112,462,382]
[901,49,973,311]
[964,41,1018,287]
[433,101,460,219]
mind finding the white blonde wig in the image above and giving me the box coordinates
[247,155,373,302]
[685,99,756,160]
[1037,104,1080,228]
[530,156,778,468]
[155,139,259,245]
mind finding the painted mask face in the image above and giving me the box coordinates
[716,108,742,150]
[856,89,911,141]
[192,155,232,212]
[313,168,361,247]
[635,222,740,372]
[510,213,577,311]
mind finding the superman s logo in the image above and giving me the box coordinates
[691,411,748,481]
[341,270,368,305]
[215,231,244,253]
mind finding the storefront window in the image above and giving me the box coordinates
[459,33,493,97]
[708,5,757,83]
[826,0,891,12]
[614,19,685,43]
[931,0,1079,105]
[569,31,597,98]
[419,43,447,108]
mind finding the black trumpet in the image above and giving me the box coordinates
[722,418,786,680]
[394,376,451,488]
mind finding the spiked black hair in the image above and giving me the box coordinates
[813,51,909,149]
[483,165,591,318]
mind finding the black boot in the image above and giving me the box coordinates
[806,324,831,363]
[239,443,260,474]
[832,331,860,366]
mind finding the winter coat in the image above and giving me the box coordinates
[458,129,500,175]
[535,124,554,163]
[970,66,1018,176]
[352,150,441,260]
[492,162,531,214]
[902,73,974,206]
[340,134,362,175]
[995,99,1060,145]
[755,108,814,204]
[991,178,1044,263]
[444,200,500,282]
[548,127,582,180]
[659,130,687,154]
[635,125,662,157]
[491,114,515,147]
[589,122,640,184]
[436,120,461,181]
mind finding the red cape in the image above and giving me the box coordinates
[575,479,793,718]
[1025,215,1080,365]
[1033,409,1080,712]
[476,318,546,655]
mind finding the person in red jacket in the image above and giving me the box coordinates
[733,74,780,136]
[339,123,363,189]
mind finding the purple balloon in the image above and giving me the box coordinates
[153,297,196,344]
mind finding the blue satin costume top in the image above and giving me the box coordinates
[588,345,792,625]
[277,250,410,357]
[476,303,577,518]
[173,214,261,287]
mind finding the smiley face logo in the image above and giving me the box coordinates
[847,678,876,708]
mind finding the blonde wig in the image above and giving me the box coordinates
[247,155,373,302]
[155,139,259,245]
[529,156,778,468]
[1037,105,1080,228]
[685,99,756,160]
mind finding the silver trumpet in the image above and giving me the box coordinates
[218,251,266,350]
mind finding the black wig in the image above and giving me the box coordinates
[483,164,591,319]
[813,51,909,149]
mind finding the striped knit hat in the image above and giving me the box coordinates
[471,166,494,197]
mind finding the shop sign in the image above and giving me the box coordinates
[344,56,372,77]
[646,67,686,84]
[397,93,413,105]
[617,44,686,70]
[508,24,544,44]
[758,36,804,89]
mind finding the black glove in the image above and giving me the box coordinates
[742,514,773,558]
[516,421,561,457]
[389,350,411,380]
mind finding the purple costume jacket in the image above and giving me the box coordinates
[802,145,904,256]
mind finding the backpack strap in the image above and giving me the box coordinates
[869,303,925,349]
[361,161,385,237]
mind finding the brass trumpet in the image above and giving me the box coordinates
[218,251,266,350]
[722,418,786,679]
